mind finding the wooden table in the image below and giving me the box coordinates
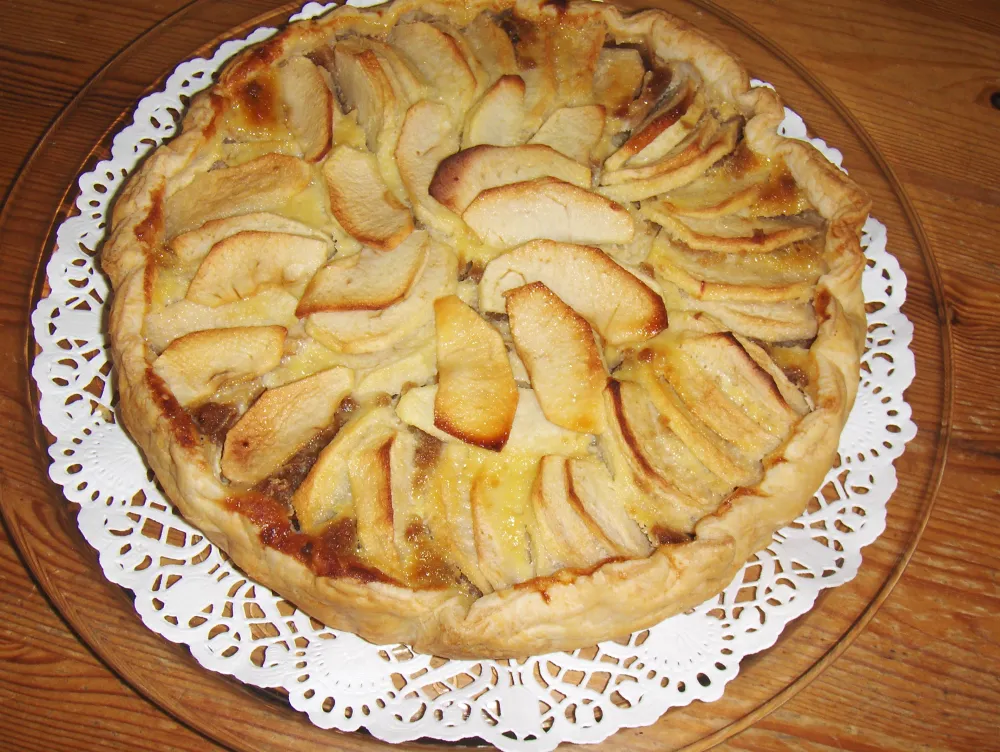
[1,0,997,749]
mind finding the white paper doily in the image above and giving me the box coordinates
[30,4,916,750]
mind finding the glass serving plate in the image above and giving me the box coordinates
[3,0,949,749]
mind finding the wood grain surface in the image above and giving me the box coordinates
[1,0,998,750]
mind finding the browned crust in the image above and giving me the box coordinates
[100,0,868,658]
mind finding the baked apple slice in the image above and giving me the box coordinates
[479,240,667,345]
[614,329,809,488]
[549,15,605,106]
[602,82,705,172]
[622,87,706,169]
[645,144,810,219]
[661,281,820,343]
[164,154,312,237]
[471,452,538,590]
[352,338,437,399]
[530,454,658,570]
[384,430,471,589]
[603,378,729,535]
[647,230,825,303]
[565,457,652,557]
[323,145,414,251]
[591,47,646,160]
[643,211,825,254]
[647,341,781,457]
[276,55,333,162]
[395,100,476,244]
[733,334,812,416]
[530,455,619,573]
[332,38,422,203]
[429,144,592,215]
[351,432,404,578]
[528,105,605,165]
[605,63,678,141]
[184,231,328,306]
[333,37,423,139]
[144,287,299,353]
[397,385,591,457]
[461,12,517,81]
[304,235,456,354]
[505,282,607,433]
[333,41,395,151]
[292,406,398,535]
[362,38,425,103]
[462,75,527,148]
[169,212,331,266]
[463,178,633,248]
[500,14,556,135]
[435,442,494,594]
[626,365,761,488]
[389,21,481,115]
[433,295,518,451]
[599,118,740,203]
[221,366,353,485]
[152,325,286,407]
[592,47,645,116]
[670,331,808,428]
[296,230,428,315]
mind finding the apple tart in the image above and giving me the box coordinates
[102,0,869,658]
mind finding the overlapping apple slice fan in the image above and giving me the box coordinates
[30,1,916,749]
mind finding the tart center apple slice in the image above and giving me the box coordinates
[429,144,592,215]
[505,282,608,434]
[479,240,667,346]
[463,177,634,249]
[395,100,483,251]
[295,230,429,315]
[528,105,606,165]
[462,75,527,148]
[303,235,456,355]
[323,145,414,251]
[432,295,519,451]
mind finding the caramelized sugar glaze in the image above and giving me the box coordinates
[102,0,868,656]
